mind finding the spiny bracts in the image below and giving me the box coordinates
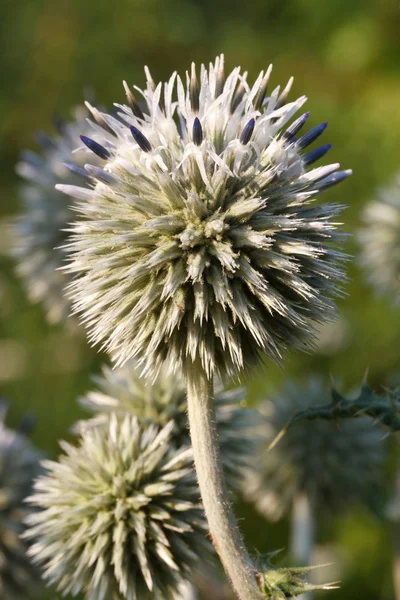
[61,55,350,378]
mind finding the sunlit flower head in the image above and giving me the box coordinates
[359,173,400,301]
[61,55,350,378]
[73,361,258,489]
[0,403,42,599]
[14,109,101,323]
[25,415,210,600]
[244,377,385,520]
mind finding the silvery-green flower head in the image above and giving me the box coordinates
[61,55,350,379]
[25,415,210,600]
[14,108,102,323]
[0,403,42,599]
[358,174,400,301]
[73,361,258,489]
[245,378,385,520]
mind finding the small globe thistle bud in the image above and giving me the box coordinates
[245,378,385,520]
[14,108,102,323]
[25,415,210,600]
[62,56,350,379]
[0,403,43,599]
[358,174,400,301]
[73,362,258,490]
[255,552,338,599]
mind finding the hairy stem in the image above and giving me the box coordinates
[290,492,315,600]
[186,358,263,600]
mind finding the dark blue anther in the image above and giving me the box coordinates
[192,117,203,146]
[283,112,310,141]
[298,122,328,150]
[80,135,111,160]
[239,118,255,145]
[130,126,152,152]
[64,162,90,178]
[303,144,332,166]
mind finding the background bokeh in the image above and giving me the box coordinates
[1,0,400,598]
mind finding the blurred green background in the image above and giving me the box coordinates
[1,0,400,598]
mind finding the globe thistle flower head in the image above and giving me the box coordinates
[73,361,258,488]
[14,108,102,323]
[0,402,43,599]
[25,415,210,600]
[62,55,350,379]
[245,377,385,520]
[359,173,400,301]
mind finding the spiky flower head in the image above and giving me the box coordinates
[245,378,384,520]
[73,361,257,488]
[14,108,102,323]
[0,403,42,599]
[25,415,210,600]
[358,173,400,301]
[61,55,350,379]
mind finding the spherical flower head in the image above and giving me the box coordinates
[62,55,350,379]
[14,108,102,323]
[244,377,385,520]
[358,173,400,301]
[73,361,258,489]
[0,404,43,599]
[25,414,210,600]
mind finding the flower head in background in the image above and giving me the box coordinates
[25,415,210,600]
[73,362,258,489]
[244,378,385,520]
[359,173,400,301]
[61,55,350,379]
[14,109,102,323]
[0,403,42,599]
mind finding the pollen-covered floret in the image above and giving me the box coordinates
[359,173,400,301]
[244,378,385,520]
[14,108,102,323]
[62,56,350,378]
[25,415,210,600]
[73,361,258,490]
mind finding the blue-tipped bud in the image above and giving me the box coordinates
[130,126,152,152]
[283,112,310,141]
[80,136,110,160]
[298,122,328,149]
[192,117,203,146]
[240,118,255,145]
[64,162,90,179]
[303,144,332,166]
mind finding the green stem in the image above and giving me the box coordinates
[186,358,263,600]
[290,492,315,600]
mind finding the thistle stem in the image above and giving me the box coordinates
[290,492,315,600]
[186,358,263,600]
